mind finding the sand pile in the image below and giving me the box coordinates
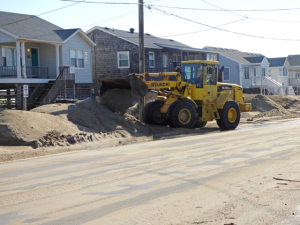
[245,95,298,120]
[0,108,79,146]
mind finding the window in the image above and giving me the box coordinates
[188,55,195,60]
[149,52,155,68]
[117,51,129,68]
[262,68,266,77]
[206,53,217,61]
[195,54,202,60]
[244,67,249,79]
[1,47,6,66]
[204,65,218,85]
[173,54,181,67]
[283,67,287,76]
[223,67,230,81]
[70,49,85,68]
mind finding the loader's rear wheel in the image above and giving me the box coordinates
[194,121,207,128]
[216,101,240,130]
[142,100,167,126]
[168,101,196,128]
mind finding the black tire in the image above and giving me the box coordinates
[142,100,167,126]
[194,121,207,128]
[168,101,197,128]
[167,101,180,127]
[216,101,240,130]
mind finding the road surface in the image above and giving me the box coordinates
[1,119,300,225]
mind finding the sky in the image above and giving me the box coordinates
[2,0,300,58]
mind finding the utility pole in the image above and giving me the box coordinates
[138,0,145,120]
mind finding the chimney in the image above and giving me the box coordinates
[129,28,134,33]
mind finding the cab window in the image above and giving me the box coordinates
[181,63,204,88]
[204,65,218,85]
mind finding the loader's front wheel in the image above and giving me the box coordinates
[142,100,167,126]
[168,101,196,128]
[216,101,240,130]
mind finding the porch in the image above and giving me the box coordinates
[1,41,60,80]
[0,66,50,79]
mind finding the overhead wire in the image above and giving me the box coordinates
[150,4,300,12]
[0,2,80,27]
[149,6,300,41]
[200,0,300,24]
[61,0,300,41]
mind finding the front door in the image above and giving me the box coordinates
[31,48,39,67]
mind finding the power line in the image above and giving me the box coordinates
[124,18,244,38]
[150,6,300,41]
[62,0,300,23]
[81,10,137,28]
[0,2,80,27]
[151,4,300,12]
[23,10,138,40]
[49,0,300,41]
[201,0,300,24]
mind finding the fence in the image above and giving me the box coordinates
[0,66,49,78]
[0,66,17,77]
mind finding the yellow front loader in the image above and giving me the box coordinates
[99,60,251,130]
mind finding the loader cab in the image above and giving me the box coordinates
[181,60,219,101]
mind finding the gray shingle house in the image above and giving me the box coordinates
[86,26,219,95]
[0,11,96,109]
[287,55,300,94]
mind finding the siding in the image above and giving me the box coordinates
[39,43,56,79]
[0,31,15,43]
[61,33,92,83]
[219,55,240,86]
[88,29,140,79]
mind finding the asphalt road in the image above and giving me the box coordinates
[1,119,300,225]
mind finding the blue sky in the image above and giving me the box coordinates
[2,0,300,58]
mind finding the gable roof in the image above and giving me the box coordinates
[0,11,95,45]
[87,26,217,53]
[287,55,300,66]
[267,57,286,67]
[243,56,265,63]
[205,46,264,64]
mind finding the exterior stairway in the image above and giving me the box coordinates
[28,66,74,109]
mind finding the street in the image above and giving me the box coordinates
[1,119,300,225]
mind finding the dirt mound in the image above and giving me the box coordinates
[245,95,300,120]
[246,95,283,112]
[0,109,79,145]
[101,89,133,114]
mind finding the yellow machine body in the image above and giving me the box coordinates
[135,60,251,123]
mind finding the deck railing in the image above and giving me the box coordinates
[0,66,49,78]
[0,66,17,77]
[26,66,49,78]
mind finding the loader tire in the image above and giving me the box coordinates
[216,101,240,130]
[166,101,180,127]
[168,101,196,128]
[142,100,167,126]
[194,121,207,128]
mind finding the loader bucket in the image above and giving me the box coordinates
[98,75,148,106]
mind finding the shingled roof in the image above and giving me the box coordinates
[87,26,217,52]
[0,11,95,45]
[287,55,300,66]
[205,46,265,64]
[267,57,286,67]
